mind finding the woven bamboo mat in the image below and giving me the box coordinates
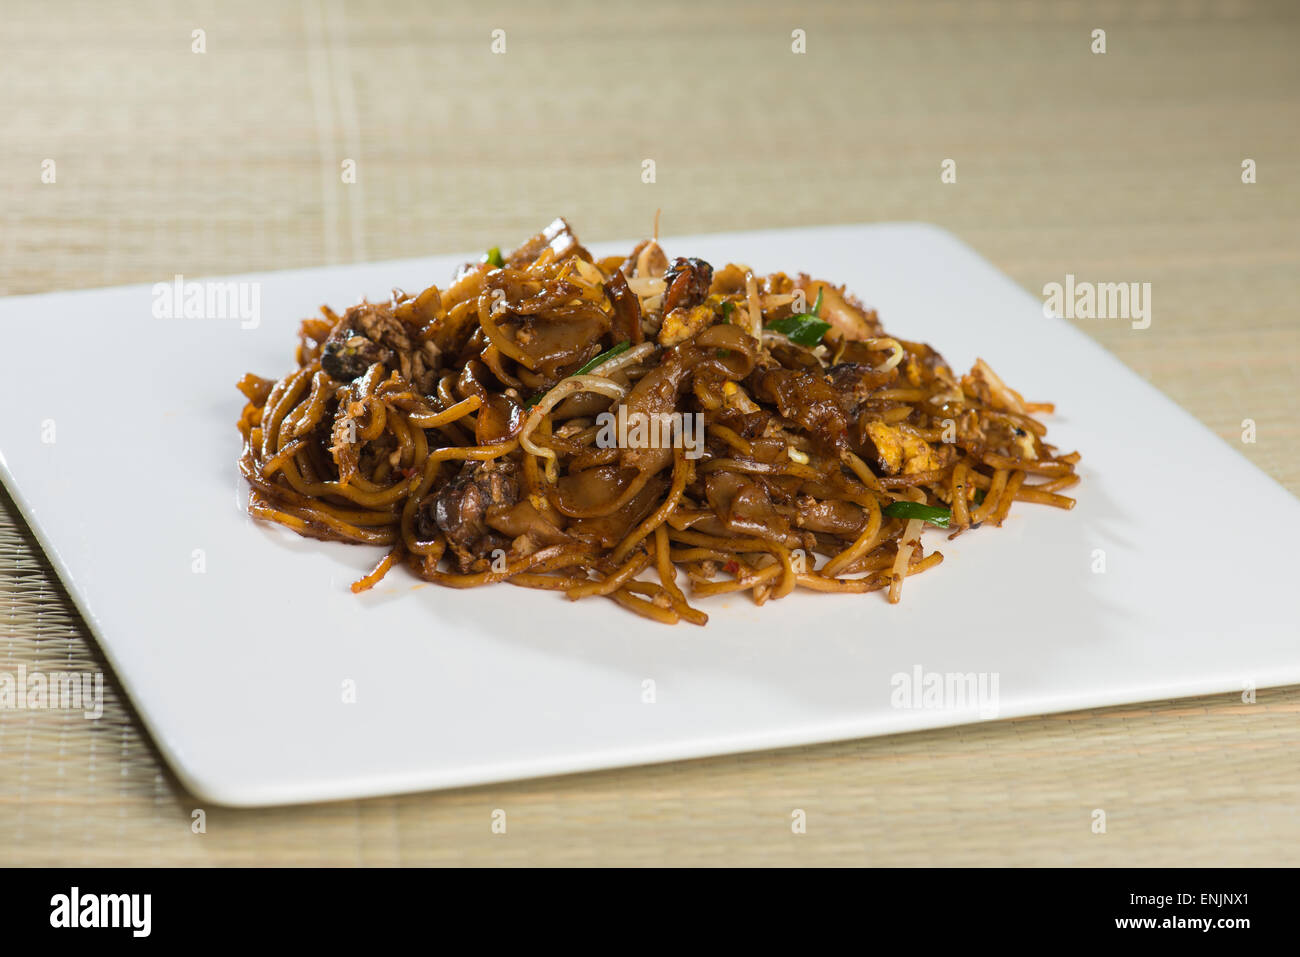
[2,0,1298,866]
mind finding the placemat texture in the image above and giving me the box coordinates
[2,0,1298,865]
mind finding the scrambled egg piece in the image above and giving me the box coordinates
[864,420,940,475]
[1012,429,1038,460]
[722,379,760,414]
[658,304,716,347]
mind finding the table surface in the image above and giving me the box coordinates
[2,0,1298,866]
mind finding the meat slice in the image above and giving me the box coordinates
[661,258,713,314]
[747,367,849,455]
[825,362,894,413]
[603,269,643,344]
[419,459,520,571]
[506,217,588,268]
[320,303,414,381]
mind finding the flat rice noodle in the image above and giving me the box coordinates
[704,472,792,544]
[793,497,868,536]
[567,475,669,548]
[514,307,610,379]
[553,464,640,517]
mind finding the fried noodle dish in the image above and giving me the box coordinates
[237,218,1080,625]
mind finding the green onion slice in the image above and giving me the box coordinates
[572,340,630,376]
[524,340,632,408]
[765,288,829,346]
[882,501,951,528]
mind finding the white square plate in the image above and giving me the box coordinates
[3,224,1297,806]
